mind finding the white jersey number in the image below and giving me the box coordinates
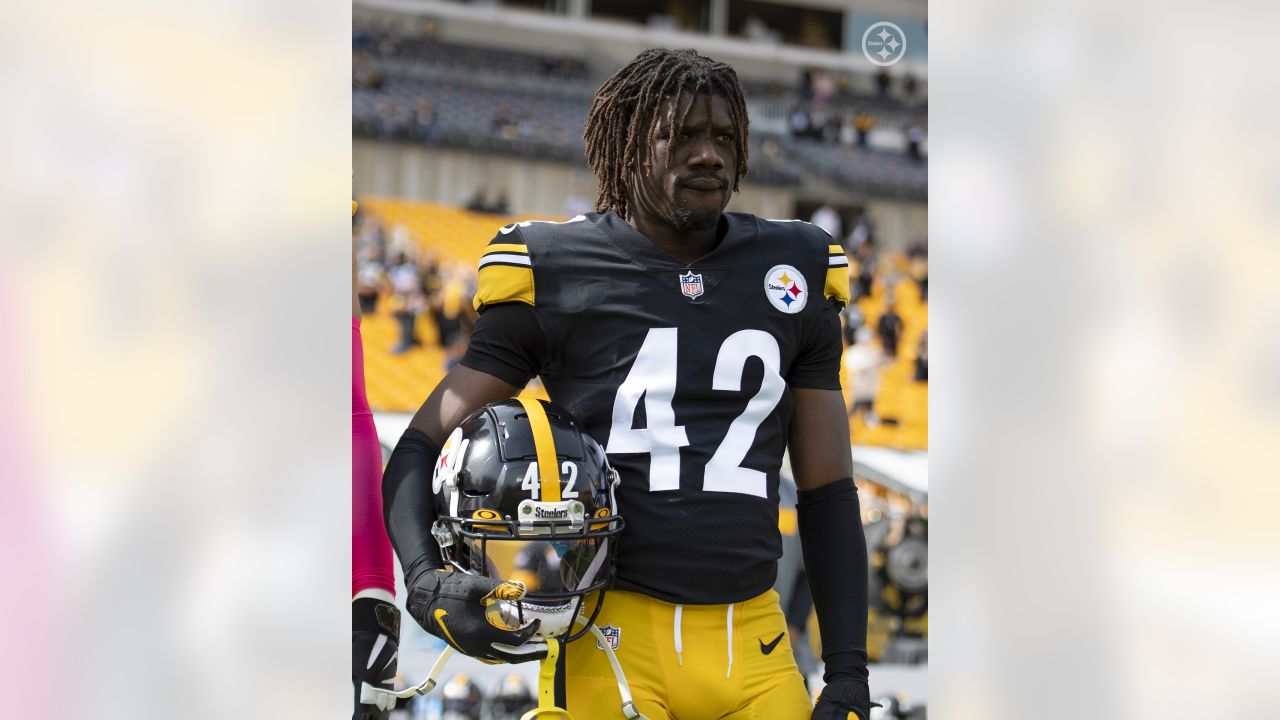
[606,328,783,498]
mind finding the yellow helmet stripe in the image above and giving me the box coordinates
[515,396,561,502]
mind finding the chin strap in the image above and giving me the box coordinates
[519,638,572,719]
[362,618,646,720]
[359,646,455,705]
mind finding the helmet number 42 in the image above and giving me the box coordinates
[521,460,579,499]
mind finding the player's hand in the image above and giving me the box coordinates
[353,597,400,719]
[811,679,878,720]
[406,570,548,664]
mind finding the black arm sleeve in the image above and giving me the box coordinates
[787,299,844,390]
[458,302,548,388]
[383,428,444,591]
[797,477,870,684]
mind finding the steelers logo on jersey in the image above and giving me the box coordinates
[763,265,808,314]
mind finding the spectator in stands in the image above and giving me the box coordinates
[854,242,876,300]
[844,326,891,424]
[374,99,398,139]
[810,203,842,241]
[743,15,778,43]
[356,244,387,315]
[388,252,424,355]
[412,98,437,141]
[789,107,811,139]
[810,69,835,106]
[492,103,515,138]
[352,51,385,90]
[431,264,476,372]
[761,137,783,163]
[491,192,511,216]
[839,114,856,147]
[517,113,535,139]
[465,188,490,214]
[914,331,928,382]
[877,301,905,358]
[808,107,832,143]
[387,223,414,261]
[903,72,920,103]
[798,67,814,102]
[907,124,926,162]
[854,109,875,148]
[908,242,928,302]
[875,68,891,100]
[841,298,866,347]
[846,211,872,252]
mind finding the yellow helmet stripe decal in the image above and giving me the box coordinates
[516,396,561,502]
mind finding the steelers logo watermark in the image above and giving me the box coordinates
[862,21,906,67]
[764,265,808,314]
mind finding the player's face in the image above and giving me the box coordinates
[630,91,738,233]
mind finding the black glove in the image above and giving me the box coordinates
[407,570,548,664]
[811,679,878,720]
[353,597,401,720]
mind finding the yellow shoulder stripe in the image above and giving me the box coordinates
[825,264,851,305]
[827,244,844,255]
[474,263,534,311]
[484,243,528,255]
[516,397,561,503]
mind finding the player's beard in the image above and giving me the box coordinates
[670,202,721,232]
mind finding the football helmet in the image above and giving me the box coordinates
[431,397,624,643]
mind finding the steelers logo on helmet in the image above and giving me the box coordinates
[431,398,625,645]
[432,426,467,494]
[764,264,808,314]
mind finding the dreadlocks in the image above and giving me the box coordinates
[584,48,750,218]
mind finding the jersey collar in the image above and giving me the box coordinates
[593,211,757,270]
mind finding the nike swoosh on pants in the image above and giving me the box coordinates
[759,631,785,655]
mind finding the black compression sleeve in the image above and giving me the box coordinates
[459,302,547,388]
[797,477,870,684]
[382,428,444,590]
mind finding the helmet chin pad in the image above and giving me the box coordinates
[488,597,582,638]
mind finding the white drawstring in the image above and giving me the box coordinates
[725,603,734,678]
[673,604,684,666]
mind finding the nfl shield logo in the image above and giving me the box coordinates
[679,271,704,300]
[596,624,621,651]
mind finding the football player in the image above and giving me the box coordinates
[384,49,872,719]
[353,200,401,719]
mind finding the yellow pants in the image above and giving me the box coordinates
[562,589,813,720]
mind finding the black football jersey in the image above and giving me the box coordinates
[466,211,850,604]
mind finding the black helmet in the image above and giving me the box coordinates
[431,397,624,642]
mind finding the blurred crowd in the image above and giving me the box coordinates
[354,208,478,367]
[807,204,929,425]
[787,67,927,163]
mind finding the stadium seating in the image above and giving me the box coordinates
[848,264,928,450]
[353,30,925,197]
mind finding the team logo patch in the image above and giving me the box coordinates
[596,624,621,651]
[679,271,704,300]
[764,265,808,314]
